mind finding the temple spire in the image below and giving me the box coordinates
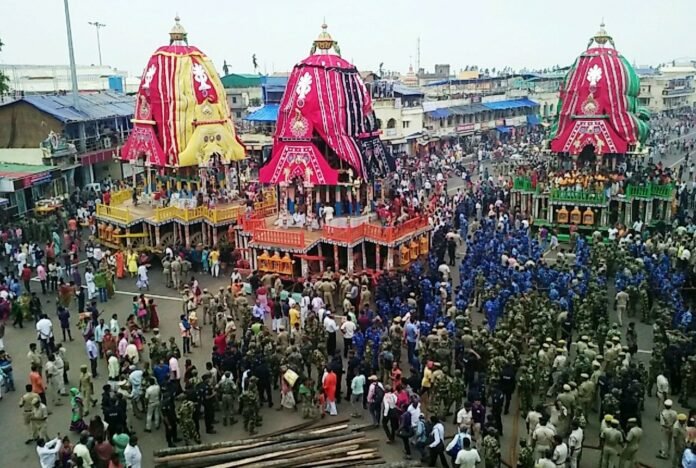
[588,20,615,49]
[310,22,341,56]
[169,15,188,45]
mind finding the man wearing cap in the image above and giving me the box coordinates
[568,419,583,468]
[659,399,678,459]
[615,289,629,327]
[674,413,689,466]
[577,373,594,418]
[532,416,555,462]
[30,397,49,441]
[620,417,642,468]
[601,418,624,468]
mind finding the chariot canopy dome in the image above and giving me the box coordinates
[259,23,393,185]
[549,22,649,155]
[121,16,245,168]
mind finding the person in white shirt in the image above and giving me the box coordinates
[323,312,338,356]
[35,315,54,354]
[454,437,480,468]
[407,400,423,429]
[350,372,365,418]
[536,454,556,468]
[311,295,324,313]
[137,264,149,291]
[526,407,542,443]
[552,435,568,467]
[73,433,94,466]
[169,355,181,391]
[340,317,357,358]
[568,421,584,468]
[36,436,62,468]
[382,385,398,442]
[124,435,143,468]
[107,315,119,336]
[456,402,473,432]
[145,379,161,431]
[656,373,670,420]
[428,416,448,466]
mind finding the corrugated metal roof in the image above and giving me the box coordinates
[0,163,55,179]
[0,91,134,123]
[482,98,538,110]
[221,73,263,88]
[450,103,488,115]
[426,108,451,119]
[244,104,279,122]
[392,84,423,97]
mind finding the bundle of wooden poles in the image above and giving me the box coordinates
[153,417,425,468]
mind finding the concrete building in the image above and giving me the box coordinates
[370,82,424,154]
[0,64,130,97]
[417,64,451,86]
[423,96,541,139]
[220,73,264,120]
[423,75,516,101]
[638,66,696,113]
[508,72,565,120]
[0,91,135,211]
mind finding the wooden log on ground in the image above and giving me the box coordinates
[155,433,362,468]
[209,439,369,468]
[154,423,352,458]
[154,441,271,464]
[243,443,362,468]
[205,445,318,468]
[363,462,427,467]
[294,451,381,467]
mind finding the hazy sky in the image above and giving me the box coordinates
[1,0,694,78]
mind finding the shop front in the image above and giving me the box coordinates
[0,164,64,214]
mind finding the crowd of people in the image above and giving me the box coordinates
[3,118,696,468]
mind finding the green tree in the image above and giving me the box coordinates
[0,38,9,96]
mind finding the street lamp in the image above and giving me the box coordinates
[88,21,106,66]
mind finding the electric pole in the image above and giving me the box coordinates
[88,21,107,66]
[62,0,80,110]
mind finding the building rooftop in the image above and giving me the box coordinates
[221,73,263,89]
[0,163,55,179]
[0,91,134,123]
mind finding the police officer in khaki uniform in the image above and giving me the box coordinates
[30,397,49,441]
[601,418,624,468]
[672,413,688,467]
[658,399,678,459]
[19,384,39,443]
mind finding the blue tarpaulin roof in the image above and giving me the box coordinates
[426,108,451,119]
[0,91,134,123]
[496,126,512,133]
[245,104,279,122]
[527,114,541,125]
[483,98,538,111]
[392,84,424,97]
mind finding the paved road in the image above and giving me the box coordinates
[0,260,687,467]
[4,132,696,465]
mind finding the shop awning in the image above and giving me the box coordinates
[450,103,488,115]
[426,108,450,119]
[527,114,541,125]
[483,98,538,111]
[496,126,512,133]
[245,104,279,122]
